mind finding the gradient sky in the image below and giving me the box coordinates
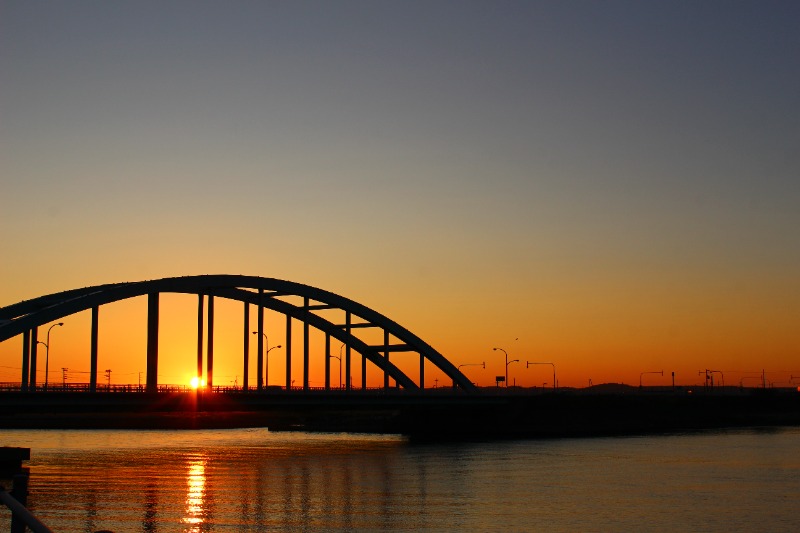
[2,1,799,388]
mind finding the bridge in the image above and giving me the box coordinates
[5,276,798,438]
[0,275,476,394]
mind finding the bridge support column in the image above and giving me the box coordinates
[90,306,99,392]
[207,295,214,389]
[420,353,425,390]
[285,315,292,389]
[303,298,309,391]
[29,328,37,391]
[242,301,249,391]
[257,290,263,390]
[383,330,389,390]
[146,293,159,393]
[21,330,30,392]
[324,333,331,390]
[361,350,367,390]
[196,294,204,382]
[345,312,351,391]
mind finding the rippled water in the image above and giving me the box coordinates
[1,427,799,532]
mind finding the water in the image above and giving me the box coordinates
[1,427,799,532]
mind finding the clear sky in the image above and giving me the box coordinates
[2,1,799,388]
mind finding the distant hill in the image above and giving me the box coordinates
[584,383,638,394]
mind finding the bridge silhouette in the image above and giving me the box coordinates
[0,275,476,394]
[4,276,797,438]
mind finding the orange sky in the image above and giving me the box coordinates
[2,3,798,389]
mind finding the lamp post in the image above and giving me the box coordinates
[699,369,710,389]
[699,369,725,389]
[328,343,345,389]
[740,376,761,388]
[37,322,64,391]
[507,359,519,387]
[340,342,346,388]
[639,370,663,388]
[265,345,281,387]
[329,353,343,389]
[526,361,557,390]
[252,331,265,388]
[253,332,281,388]
[455,362,485,387]
[493,347,511,387]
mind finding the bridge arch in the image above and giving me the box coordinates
[0,275,477,393]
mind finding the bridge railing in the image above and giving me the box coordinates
[0,448,54,533]
[0,485,54,533]
[0,382,466,394]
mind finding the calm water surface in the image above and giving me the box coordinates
[1,427,799,532]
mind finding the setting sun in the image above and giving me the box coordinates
[190,377,206,389]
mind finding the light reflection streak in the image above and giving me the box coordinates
[182,455,207,532]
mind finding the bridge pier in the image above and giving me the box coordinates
[242,301,249,391]
[285,314,292,389]
[146,293,159,393]
[90,306,99,392]
[324,333,331,390]
[303,298,309,390]
[207,295,214,389]
[257,290,263,390]
[420,353,425,390]
[29,329,37,391]
[345,312,351,390]
[362,350,367,390]
[20,330,30,392]
[383,330,389,389]
[196,294,204,384]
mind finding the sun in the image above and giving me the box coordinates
[190,376,200,389]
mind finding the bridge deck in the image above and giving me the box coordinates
[1,389,798,439]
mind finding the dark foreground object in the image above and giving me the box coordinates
[1,447,55,533]
[1,388,799,439]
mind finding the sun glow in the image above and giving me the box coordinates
[190,377,206,389]
[183,456,207,531]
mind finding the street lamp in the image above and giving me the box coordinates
[455,362,485,387]
[458,362,486,371]
[328,355,342,389]
[699,369,725,389]
[493,347,511,387]
[639,370,663,388]
[340,342,346,388]
[252,331,266,388]
[526,361,556,390]
[265,345,281,387]
[330,345,344,389]
[37,322,63,391]
[253,332,281,388]
[740,376,761,388]
[507,359,519,387]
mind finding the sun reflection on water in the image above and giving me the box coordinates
[182,456,207,532]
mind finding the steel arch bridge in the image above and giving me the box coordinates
[0,275,476,394]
